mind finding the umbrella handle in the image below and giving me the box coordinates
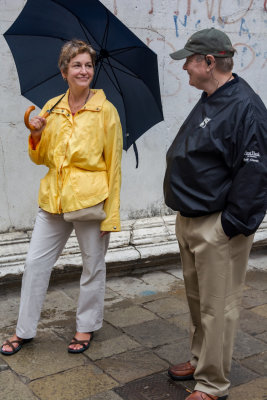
[24,106,49,130]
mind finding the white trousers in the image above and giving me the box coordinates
[16,208,109,339]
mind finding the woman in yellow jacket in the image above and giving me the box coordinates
[1,40,123,355]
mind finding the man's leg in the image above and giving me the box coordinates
[181,212,253,397]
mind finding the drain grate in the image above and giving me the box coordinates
[115,372,190,400]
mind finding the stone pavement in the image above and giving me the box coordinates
[0,255,267,400]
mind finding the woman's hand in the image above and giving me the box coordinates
[100,231,109,237]
[30,116,47,148]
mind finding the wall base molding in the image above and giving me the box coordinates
[1,215,266,284]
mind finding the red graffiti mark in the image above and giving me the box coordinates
[234,42,255,72]
[113,0,117,15]
[206,0,215,19]
[149,0,154,14]
[264,0,267,11]
[146,37,153,46]
[186,0,191,16]
[173,0,179,16]
[218,0,254,24]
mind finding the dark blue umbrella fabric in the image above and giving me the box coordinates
[4,0,164,153]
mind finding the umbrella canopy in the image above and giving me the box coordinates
[4,0,164,151]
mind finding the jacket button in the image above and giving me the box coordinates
[113,226,117,230]
[66,113,70,117]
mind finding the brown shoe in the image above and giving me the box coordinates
[168,361,196,381]
[185,391,228,400]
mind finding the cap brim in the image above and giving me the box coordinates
[170,48,194,60]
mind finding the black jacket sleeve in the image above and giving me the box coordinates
[221,102,267,238]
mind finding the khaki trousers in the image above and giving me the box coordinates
[176,212,254,397]
[16,208,109,339]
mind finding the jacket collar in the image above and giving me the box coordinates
[52,88,106,112]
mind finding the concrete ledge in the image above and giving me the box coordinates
[1,214,267,284]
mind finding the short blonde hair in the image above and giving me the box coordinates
[58,39,96,73]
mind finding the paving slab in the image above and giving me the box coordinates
[94,321,124,342]
[123,319,187,348]
[228,377,267,400]
[240,351,267,377]
[245,269,267,291]
[229,360,259,387]
[154,338,192,365]
[0,356,8,371]
[233,330,267,360]
[88,334,141,361]
[167,313,190,333]
[106,276,159,298]
[242,288,267,309]
[239,309,267,336]
[143,296,189,318]
[104,305,157,327]
[90,391,124,400]
[252,303,267,318]
[40,289,77,322]
[1,331,86,380]
[29,365,118,400]
[255,331,267,343]
[0,369,38,400]
[95,348,169,384]
[0,295,20,328]
[140,270,181,292]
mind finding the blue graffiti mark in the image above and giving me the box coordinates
[140,290,157,296]
[198,0,205,2]
[211,16,216,23]
[240,46,248,68]
[173,15,178,37]
[173,15,187,37]
[195,19,201,29]
[239,18,251,39]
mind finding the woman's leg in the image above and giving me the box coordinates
[16,209,73,339]
[69,221,109,349]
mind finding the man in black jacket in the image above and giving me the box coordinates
[164,28,267,400]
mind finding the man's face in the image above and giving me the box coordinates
[183,54,208,90]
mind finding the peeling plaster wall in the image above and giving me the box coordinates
[0,0,267,231]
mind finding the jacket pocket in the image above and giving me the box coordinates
[70,169,108,203]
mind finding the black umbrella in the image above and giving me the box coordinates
[4,0,164,159]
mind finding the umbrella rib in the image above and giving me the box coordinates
[101,60,138,79]
[48,0,102,48]
[101,9,109,49]
[109,46,147,56]
[21,71,62,95]
[103,58,124,96]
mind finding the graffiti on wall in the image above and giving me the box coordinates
[110,0,267,97]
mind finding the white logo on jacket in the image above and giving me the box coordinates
[199,117,211,128]
[243,150,260,163]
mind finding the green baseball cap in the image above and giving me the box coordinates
[170,28,235,60]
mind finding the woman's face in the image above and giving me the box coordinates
[62,52,94,91]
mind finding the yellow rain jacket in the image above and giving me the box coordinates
[29,89,123,232]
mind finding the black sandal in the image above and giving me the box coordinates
[68,332,94,354]
[1,338,33,356]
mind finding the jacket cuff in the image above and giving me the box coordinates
[221,213,240,238]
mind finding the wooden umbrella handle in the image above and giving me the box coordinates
[24,106,49,130]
